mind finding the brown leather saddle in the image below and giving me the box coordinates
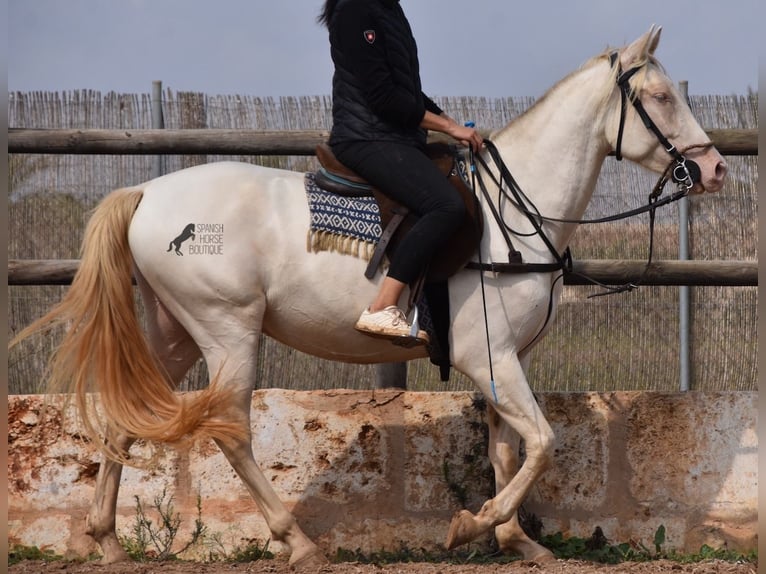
[314,142,483,284]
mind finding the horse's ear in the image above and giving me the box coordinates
[621,24,663,68]
[646,25,662,55]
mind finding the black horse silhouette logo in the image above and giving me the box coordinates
[167,223,195,255]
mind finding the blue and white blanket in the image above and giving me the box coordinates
[305,172,381,259]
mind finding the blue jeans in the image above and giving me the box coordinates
[333,140,465,284]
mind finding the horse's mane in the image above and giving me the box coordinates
[501,47,665,132]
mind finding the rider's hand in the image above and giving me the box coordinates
[447,123,484,154]
[421,111,484,153]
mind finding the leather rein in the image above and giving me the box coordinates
[466,51,710,296]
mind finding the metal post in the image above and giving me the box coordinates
[151,80,164,179]
[375,362,407,389]
[678,80,690,391]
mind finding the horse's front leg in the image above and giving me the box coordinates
[486,404,555,562]
[446,355,555,549]
[85,431,135,563]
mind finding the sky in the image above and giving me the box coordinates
[7,0,760,99]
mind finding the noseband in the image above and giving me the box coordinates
[610,51,706,194]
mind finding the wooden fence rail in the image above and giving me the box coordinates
[8,127,758,288]
[9,259,757,287]
[8,124,758,391]
[8,128,758,156]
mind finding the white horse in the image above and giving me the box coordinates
[15,26,726,568]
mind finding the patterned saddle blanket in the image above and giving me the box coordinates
[306,142,482,284]
[303,141,483,382]
[305,171,382,261]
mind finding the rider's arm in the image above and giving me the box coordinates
[420,110,484,153]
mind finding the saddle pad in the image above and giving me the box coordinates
[305,172,381,260]
[305,172,451,381]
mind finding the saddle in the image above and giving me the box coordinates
[314,142,483,284]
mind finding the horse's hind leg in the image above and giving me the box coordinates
[189,297,326,568]
[86,432,136,563]
[212,430,326,568]
[86,274,201,563]
[487,404,554,562]
[205,358,327,568]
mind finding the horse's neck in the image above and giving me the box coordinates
[485,63,612,260]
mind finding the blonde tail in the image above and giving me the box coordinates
[10,187,244,461]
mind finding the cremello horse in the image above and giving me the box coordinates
[15,26,726,567]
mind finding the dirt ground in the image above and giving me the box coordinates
[9,558,757,574]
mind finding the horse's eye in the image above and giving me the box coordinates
[652,93,671,104]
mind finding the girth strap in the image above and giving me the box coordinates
[466,248,572,274]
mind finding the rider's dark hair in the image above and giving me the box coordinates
[317,0,340,28]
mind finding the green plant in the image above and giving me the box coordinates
[334,525,757,567]
[227,539,274,562]
[8,544,63,566]
[441,459,469,507]
[540,528,629,564]
[333,544,515,565]
[441,402,494,508]
[118,486,275,564]
[540,525,757,565]
[669,544,758,564]
[120,487,206,561]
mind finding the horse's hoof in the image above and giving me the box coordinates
[98,548,131,564]
[94,537,131,564]
[495,528,556,562]
[445,509,484,550]
[289,548,329,571]
[530,550,557,564]
[507,547,556,564]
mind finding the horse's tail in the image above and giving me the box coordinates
[10,187,244,461]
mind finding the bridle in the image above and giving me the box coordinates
[467,49,714,364]
[468,51,712,281]
[610,51,707,193]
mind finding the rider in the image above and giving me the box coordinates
[318,0,483,345]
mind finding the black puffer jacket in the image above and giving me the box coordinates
[327,0,443,148]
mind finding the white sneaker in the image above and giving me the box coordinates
[355,306,429,346]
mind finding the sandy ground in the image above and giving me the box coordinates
[9,558,757,574]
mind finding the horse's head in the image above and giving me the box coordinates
[604,25,727,194]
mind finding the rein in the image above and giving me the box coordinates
[466,51,713,363]
[467,139,684,295]
[467,52,710,296]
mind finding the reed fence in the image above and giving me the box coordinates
[7,91,758,393]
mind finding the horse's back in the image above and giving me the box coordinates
[131,161,303,223]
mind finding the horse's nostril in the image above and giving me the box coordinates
[716,161,728,181]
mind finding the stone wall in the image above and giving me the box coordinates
[8,390,757,559]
